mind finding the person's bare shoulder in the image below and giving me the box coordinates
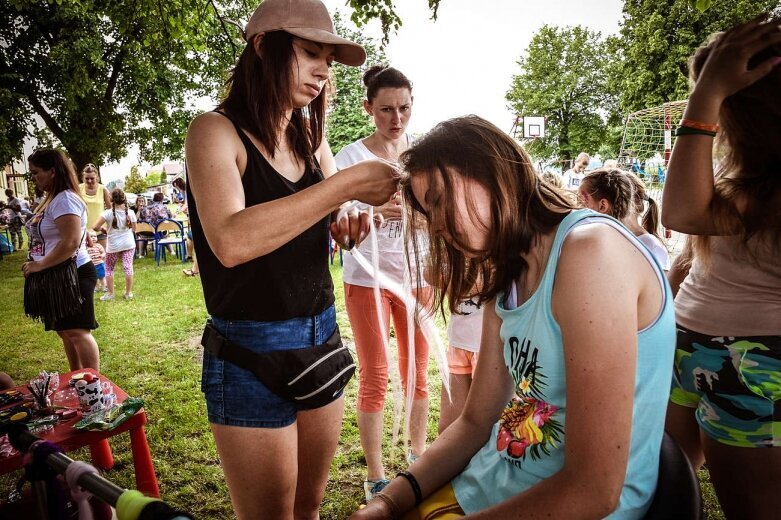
[186,112,244,169]
[187,111,236,138]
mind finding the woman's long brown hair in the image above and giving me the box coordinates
[688,26,781,264]
[400,115,575,315]
[217,31,327,172]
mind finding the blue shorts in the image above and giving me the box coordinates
[670,325,781,447]
[94,263,105,279]
[201,305,337,428]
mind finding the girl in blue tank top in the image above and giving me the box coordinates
[352,116,676,519]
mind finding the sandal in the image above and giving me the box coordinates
[182,268,199,277]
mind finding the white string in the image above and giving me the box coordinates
[346,207,451,453]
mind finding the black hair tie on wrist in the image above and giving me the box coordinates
[396,470,423,506]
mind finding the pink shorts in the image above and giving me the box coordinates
[447,345,479,376]
[104,248,134,277]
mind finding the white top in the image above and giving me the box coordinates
[447,297,485,352]
[636,233,670,270]
[334,138,425,288]
[26,190,90,267]
[101,208,137,253]
[561,168,584,189]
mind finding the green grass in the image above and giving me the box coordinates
[0,252,723,518]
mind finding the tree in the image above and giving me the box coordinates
[618,0,777,113]
[0,1,441,169]
[348,0,441,44]
[124,166,146,194]
[160,171,168,184]
[506,26,619,163]
[0,0,253,169]
[326,12,387,155]
[145,173,162,189]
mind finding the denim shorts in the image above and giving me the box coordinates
[201,305,337,428]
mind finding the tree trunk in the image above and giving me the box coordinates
[558,124,572,165]
[65,150,96,183]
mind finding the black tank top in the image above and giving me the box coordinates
[186,111,334,321]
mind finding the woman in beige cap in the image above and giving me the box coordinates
[185,0,398,518]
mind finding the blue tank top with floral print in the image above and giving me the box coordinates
[452,209,676,518]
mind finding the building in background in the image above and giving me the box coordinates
[2,161,31,199]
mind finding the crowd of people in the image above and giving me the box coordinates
[8,1,779,518]
[12,154,193,376]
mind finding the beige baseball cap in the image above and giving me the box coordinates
[245,0,367,66]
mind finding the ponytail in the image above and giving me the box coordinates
[627,173,663,242]
[642,195,662,242]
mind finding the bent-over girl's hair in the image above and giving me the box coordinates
[400,115,576,315]
[109,189,129,229]
[363,65,412,102]
[217,31,326,172]
[688,26,781,263]
[581,168,662,241]
[28,149,80,209]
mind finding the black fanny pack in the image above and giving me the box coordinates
[201,321,355,410]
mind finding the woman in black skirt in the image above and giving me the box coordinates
[23,149,100,371]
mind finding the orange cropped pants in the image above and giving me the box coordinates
[344,283,431,413]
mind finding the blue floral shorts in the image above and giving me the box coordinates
[670,325,781,447]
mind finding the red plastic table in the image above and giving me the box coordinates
[0,368,160,497]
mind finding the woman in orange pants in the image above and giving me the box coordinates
[335,65,431,503]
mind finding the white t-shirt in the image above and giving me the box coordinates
[334,138,425,288]
[636,233,670,271]
[561,168,584,189]
[447,297,485,352]
[102,208,137,253]
[26,190,91,267]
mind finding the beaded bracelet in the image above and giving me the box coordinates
[396,470,423,506]
[680,118,719,133]
[675,126,717,138]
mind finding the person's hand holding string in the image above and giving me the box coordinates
[374,191,403,227]
[331,158,400,250]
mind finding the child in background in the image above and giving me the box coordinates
[540,171,564,189]
[579,168,670,270]
[93,189,137,300]
[424,264,485,434]
[438,296,484,433]
[86,231,107,292]
[87,231,106,292]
